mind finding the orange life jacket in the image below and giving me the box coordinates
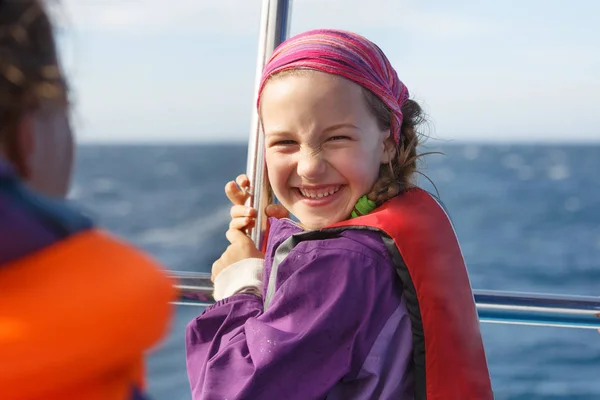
[328,188,493,399]
[0,228,176,400]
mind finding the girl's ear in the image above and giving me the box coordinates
[380,133,396,164]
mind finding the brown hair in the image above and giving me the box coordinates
[362,88,434,206]
[0,0,67,173]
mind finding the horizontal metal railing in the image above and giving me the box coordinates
[170,271,600,330]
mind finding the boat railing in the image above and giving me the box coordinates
[170,271,600,330]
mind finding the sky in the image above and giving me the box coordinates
[55,0,600,143]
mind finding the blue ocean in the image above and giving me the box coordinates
[70,143,600,400]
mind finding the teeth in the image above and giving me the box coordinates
[299,186,340,199]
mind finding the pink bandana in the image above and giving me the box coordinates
[257,29,410,143]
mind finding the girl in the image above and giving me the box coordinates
[186,29,493,399]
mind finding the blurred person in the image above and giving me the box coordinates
[0,1,175,399]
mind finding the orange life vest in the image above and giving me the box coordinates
[0,228,176,400]
[328,188,494,399]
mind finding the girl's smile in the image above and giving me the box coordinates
[294,184,346,208]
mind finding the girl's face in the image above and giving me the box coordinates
[260,70,393,230]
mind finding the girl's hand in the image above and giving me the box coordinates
[211,229,264,282]
[225,174,289,232]
[225,174,253,231]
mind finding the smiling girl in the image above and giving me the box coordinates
[186,29,493,400]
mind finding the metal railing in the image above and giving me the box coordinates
[170,271,600,330]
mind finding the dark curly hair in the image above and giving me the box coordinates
[361,88,434,206]
[0,0,67,173]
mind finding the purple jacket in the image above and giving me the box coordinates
[186,217,414,399]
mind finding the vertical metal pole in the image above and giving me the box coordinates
[245,0,293,249]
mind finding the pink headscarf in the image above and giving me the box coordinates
[257,29,410,143]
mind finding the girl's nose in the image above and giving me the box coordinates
[297,148,326,180]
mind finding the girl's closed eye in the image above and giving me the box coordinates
[274,139,298,146]
[267,137,298,147]
[328,135,351,141]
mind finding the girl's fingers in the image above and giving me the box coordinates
[265,204,290,219]
[229,217,255,231]
[225,181,248,205]
[224,174,252,205]
[235,174,250,192]
[230,205,256,219]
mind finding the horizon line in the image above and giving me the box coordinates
[76,138,600,146]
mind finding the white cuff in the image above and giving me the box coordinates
[213,258,264,301]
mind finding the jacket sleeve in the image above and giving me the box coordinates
[185,245,388,400]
